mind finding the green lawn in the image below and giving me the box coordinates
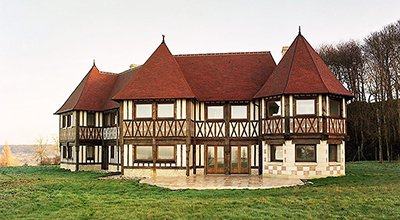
[1,162,400,219]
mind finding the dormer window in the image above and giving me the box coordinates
[136,104,152,119]
[231,105,248,120]
[207,106,224,120]
[329,99,341,117]
[295,99,315,115]
[87,112,95,127]
[157,103,174,119]
[268,101,281,117]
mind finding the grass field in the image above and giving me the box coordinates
[1,162,400,219]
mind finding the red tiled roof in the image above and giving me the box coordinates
[254,34,353,98]
[175,52,276,101]
[55,65,118,114]
[113,42,195,100]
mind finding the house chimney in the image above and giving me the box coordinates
[281,46,289,57]
[130,64,140,69]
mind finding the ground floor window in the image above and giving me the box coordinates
[62,146,67,159]
[295,145,316,162]
[110,146,115,159]
[329,144,338,162]
[87,146,94,160]
[271,145,283,162]
[67,145,73,159]
[157,146,175,162]
[135,146,152,161]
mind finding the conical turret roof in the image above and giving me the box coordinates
[254,33,353,98]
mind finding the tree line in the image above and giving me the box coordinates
[317,20,400,162]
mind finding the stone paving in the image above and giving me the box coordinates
[140,175,304,190]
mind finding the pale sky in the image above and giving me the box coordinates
[0,0,399,145]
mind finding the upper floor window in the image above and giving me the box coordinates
[231,105,248,120]
[207,106,223,120]
[157,103,174,118]
[87,112,95,127]
[296,99,315,115]
[105,113,117,126]
[67,115,72,127]
[329,99,341,117]
[268,101,281,117]
[136,104,152,119]
[62,114,72,128]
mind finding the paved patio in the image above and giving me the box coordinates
[140,175,304,190]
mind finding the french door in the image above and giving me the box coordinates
[207,146,224,174]
[231,146,249,174]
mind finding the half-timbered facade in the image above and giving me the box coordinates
[56,32,353,179]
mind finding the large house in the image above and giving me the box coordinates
[56,32,353,179]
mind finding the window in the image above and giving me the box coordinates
[329,99,341,117]
[268,101,281,117]
[157,103,174,118]
[87,146,94,160]
[207,106,223,120]
[231,105,248,120]
[329,144,338,162]
[105,113,117,127]
[67,145,73,159]
[136,146,152,161]
[157,146,175,161]
[136,104,152,118]
[295,145,316,162]
[62,116,66,128]
[63,146,67,159]
[87,113,95,127]
[67,115,72,127]
[271,145,283,162]
[110,146,115,159]
[296,99,315,115]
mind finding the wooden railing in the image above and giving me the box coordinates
[60,127,75,141]
[103,127,119,140]
[195,121,226,138]
[123,119,187,137]
[262,116,346,135]
[79,127,103,140]
[229,120,259,137]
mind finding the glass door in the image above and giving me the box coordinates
[231,146,249,174]
[207,146,224,174]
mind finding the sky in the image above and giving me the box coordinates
[0,0,399,145]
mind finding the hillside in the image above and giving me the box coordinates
[0,144,58,166]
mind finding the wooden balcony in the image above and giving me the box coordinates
[195,121,226,138]
[262,116,346,136]
[123,119,187,138]
[103,127,119,140]
[60,127,75,141]
[79,127,103,140]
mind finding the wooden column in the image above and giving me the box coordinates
[193,100,197,175]
[119,101,125,175]
[75,111,80,171]
[284,95,290,138]
[224,103,230,175]
[322,95,327,136]
[185,99,192,176]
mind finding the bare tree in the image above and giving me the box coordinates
[0,142,20,166]
[35,135,48,165]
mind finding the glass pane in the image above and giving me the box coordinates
[296,145,316,161]
[208,106,223,119]
[330,100,340,116]
[136,146,152,160]
[88,113,94,126]
[136,104,152,118]
[207,147,215,168]
[231,147,238,168]
[272,145,283,161]
[329,145,337,162]
[87,146,93,158]
[158,104,174,118]
[217,147,224,168]
[268,101,281,117]
[296,99,315,115]
[231,106,247,119]
[240,147,248,169]
[158,146,174,160]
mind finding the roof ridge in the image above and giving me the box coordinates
[282,36,299,94]
[174,51,271,57]
[303,36,329,92]
[99,71,118,75]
